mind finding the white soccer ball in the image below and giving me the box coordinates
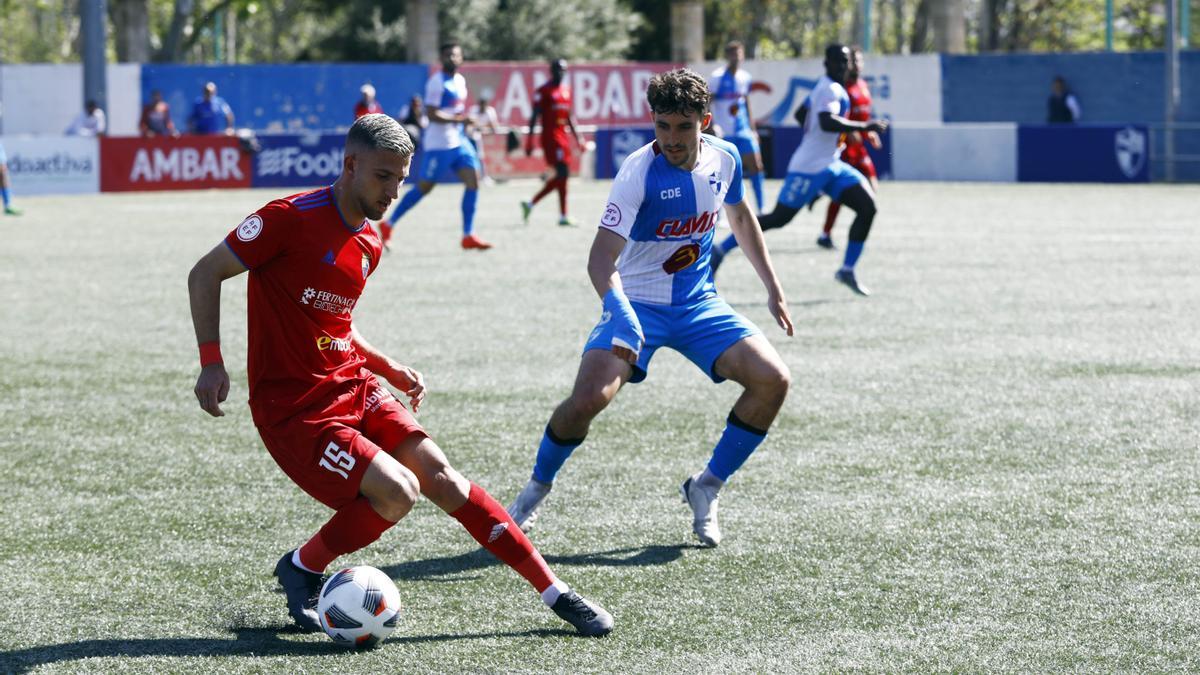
[316,565,402,648]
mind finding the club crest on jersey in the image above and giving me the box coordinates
[361,253,371,279]
[236,214,263,242]
[708,171,723,195]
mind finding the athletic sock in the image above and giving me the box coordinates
[706,411,768,481]
[297,496,396,573]
[842,240,865,270]
[750,173,765,211]
[717,233,740,255]
[556,177,568,217]
[451,482,557,594]
[532,424,585,484]
[531,177,556,205]
[1,187,10,208]
[378,221,393,244]
[823,201,841,235]
[461,189,478,236]
[388,186,424,224]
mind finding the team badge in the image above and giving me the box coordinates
[708,171,723,196]
[601,203,622,228]
[236,214,263,242]
[361,253,372,279]
[1114,127,1146,179]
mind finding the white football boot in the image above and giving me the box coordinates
[681,474,722,547]
[507,478,552,533]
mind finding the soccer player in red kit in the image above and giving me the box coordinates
[818,46,881,250]
[187,114,612,637]
[521,59,584,227]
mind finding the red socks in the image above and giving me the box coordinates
[378,221,394,244]
[297,496,395,573]
[451,482,556,593]
[823,201,840,235]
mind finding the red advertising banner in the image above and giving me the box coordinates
[460,62,682,129]
[100,136,253,192]
[475,132,592,179]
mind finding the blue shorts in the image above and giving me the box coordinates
[726,132,761,157]
[778,160,867,209]
[583,295,761,384]
[416,144,480,183]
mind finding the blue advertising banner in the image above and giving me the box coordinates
[252,133,345,188]
[142,63,428,134]
[593,127,655,179]
[768,127,892,180]
[1017,124,1149,183]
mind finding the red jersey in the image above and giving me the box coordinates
[841,78,873,150]
[354,101,384,119]
[535,81,573,146]
[224,186,383,426]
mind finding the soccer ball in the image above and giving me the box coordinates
[316,565,402,648]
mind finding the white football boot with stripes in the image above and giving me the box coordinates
[507,477,552,533]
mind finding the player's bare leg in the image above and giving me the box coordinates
[821,172,875,249]
[508,350,631,531]
[456,166,492,250]
[682,335,790,546]
[390,435,612,636]
[0,164,19,216]
[743,150,765,212]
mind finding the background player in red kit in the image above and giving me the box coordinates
[521,59,584,227]
[187,114,612,637]
[818,45,881,250]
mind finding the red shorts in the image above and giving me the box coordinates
[541,138,572,167]
[842,145,877,179]
[256,376,427,509]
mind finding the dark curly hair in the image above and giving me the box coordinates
[646,68,711,117]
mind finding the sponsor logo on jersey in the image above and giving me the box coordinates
[236,214,263,241]
[601,202,622,228]
[316,335,353,352]
[302,288,357,315]
[365,386,392,413]
[322,250,336,265]
[1115,127,1146,179]
[655,209,719,238]
[662,243,701,274]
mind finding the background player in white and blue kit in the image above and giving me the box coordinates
[708,41,766,211]
[712,44,888,296]
[507,69,794,547]
[380,42,493,250]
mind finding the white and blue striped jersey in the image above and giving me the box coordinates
[708,67,753,137]
[423,71,468,151]
[599,136,744,306]
[788,74,851,174]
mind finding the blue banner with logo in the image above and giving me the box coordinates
[594,128,656,179]
[1017,124,1149,183]
[252,133,345,188]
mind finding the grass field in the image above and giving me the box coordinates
[1,177,1198,672]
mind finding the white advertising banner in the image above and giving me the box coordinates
[690,54,942,125]
[891,123,1018,182]
[1,136,100,195]
[0,64,141,137]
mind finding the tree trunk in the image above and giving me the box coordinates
[910,0,930,52]
[111,0,151,63]
[893,0,906,53]
[932,0,966,53]
[746,0,768,58]
[157,0,194,62]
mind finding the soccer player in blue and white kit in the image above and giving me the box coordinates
[712,44,888,296]
[380,42,493,250]
[709,40,766,211]
[507,69,794,547]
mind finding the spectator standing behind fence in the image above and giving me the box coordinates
[189,82,235,135]
[399,95,428,148]
[1047,76,1081,124]
[468,93,500,184]
[355,84,384,120]
[140,90,179,137]
[65,100,106,136]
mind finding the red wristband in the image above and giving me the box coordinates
[199,341,223,367]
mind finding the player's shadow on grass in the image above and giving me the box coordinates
[0,625,572,672]
[380,543,692,583]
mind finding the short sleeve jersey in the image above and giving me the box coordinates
[423,71,468,151]
[535,82,573,146]
[598,136,744,306]
[708,67,753,137]
[191,96,232,134]
[787,75,850,175]
[223,186,383,427]
[842,78,873,149]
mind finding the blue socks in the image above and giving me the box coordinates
[842,240,865,270]
[706,412,768,481]
[717,233,740,255]
[461,189,478,236]
[388,186,424,224]
[532,424,585,484]
[749,173,765,212]
[1,187,10,208]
